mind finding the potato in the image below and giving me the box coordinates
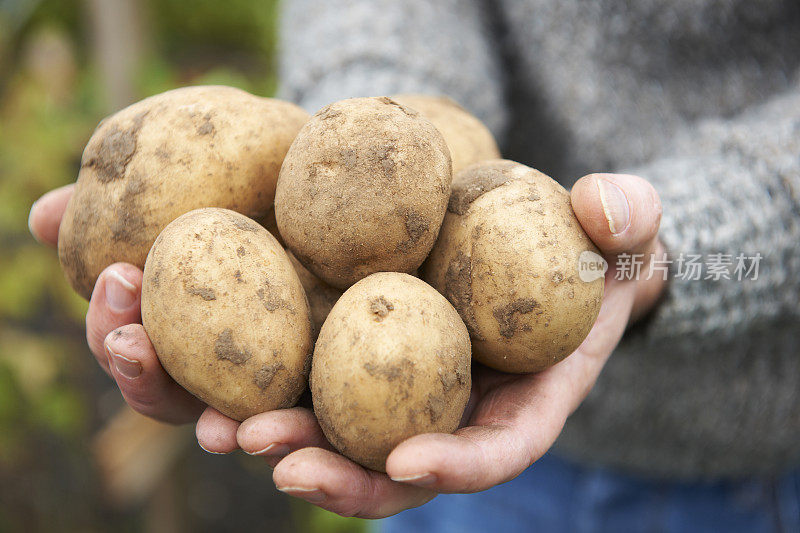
[59,85,309,299]
[311,272,471,472]
[286,250,341,340]
[423,160,604,373]
[275,97,452,289]
[392,94,501,175]
[141,208,312,421]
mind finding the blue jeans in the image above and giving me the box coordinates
[379,453,800,533]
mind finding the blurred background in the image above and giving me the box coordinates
[0,0,366,531]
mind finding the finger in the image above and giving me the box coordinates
[196,407,240,454]
[237,407,332,467]
[386,276,637,493]
[86,263,143,371]
[105,323,205,424]
[571,173,662,256]
[273,447,435,518]
[28,184,74,247]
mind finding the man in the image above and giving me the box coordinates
[29,0,800,529]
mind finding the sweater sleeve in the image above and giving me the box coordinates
[623,84,800,343]
[277,0,508,139]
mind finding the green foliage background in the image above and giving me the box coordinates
[0,1,367,531]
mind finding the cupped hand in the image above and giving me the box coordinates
[196,173,665,518]
[31,172,664,517]
[29,184,204,425]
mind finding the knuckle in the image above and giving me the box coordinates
[330,501,363,519]
[122,389,162,419]
[347,472,380,517]
[321,473,374,518]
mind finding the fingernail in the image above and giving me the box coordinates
[277,486,326,503]
[597,178,630,235]
[105,270,138,312]
[247,442,290,457]
[28,201,40,242]
[106,344,142,379]
[198,442,227,455]
[390,472,437,487]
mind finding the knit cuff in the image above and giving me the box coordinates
[623,139,799,344]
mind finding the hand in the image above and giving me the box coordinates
[196,173,665,518]
[29,185,205,424]
[31,172,664,517]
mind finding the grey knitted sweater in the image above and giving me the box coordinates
[278,0,800,479]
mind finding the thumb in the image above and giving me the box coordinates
[28,184,74,247]
[86,263,143,372]
[570,173,662,257]
[571,173,665,320]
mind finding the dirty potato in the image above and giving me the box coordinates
[423,160,604,373]
[59,85,309,299]
[275,97,452,289]
[392,94,501,175]
[311,272,471,472]
[141,208,313,421]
